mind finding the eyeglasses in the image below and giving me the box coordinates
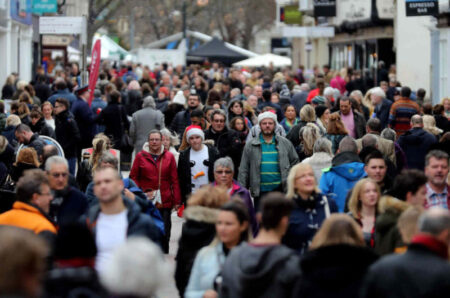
[213,119,225,123]
[215,170,232,175]
[39,192,53,197]
[149,138,161,142]
[50,172,68,178]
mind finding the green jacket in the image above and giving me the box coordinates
[238,134,299,198]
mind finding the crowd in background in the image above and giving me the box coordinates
[0,59,449,297]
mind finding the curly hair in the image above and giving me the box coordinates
[327,113,348,135]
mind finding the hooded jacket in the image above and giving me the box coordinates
[220,243,301,298]
[302,152,333,182]
[175,206,219,297]
[295,244,378,298]
[129,145,181,209]
[319,151,367,212]
[374,195,409,255]
[398,127,437,170]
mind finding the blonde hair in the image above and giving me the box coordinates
[347,178,380,220]
[441,97,449,106]
[6,114,21,127]
[286,163,320,199]
[362,89,375,114]
[15,147,40,167]
[187,186,229,208]
[397,206,424,244]
[423,115,442,136]
[310,214,365,249]
[299,123,321,156]
[89,134,111,170]
[299,104,316,122]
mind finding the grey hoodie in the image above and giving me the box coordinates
[220,243,301,298]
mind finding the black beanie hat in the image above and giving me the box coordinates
[315,105,328,118]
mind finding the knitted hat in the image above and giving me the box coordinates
[186,125,204,141]
[159,86,169,97]
[312,96,326,105]
[172,91,186,105]
[315,105,328,118]
[258,111,277,124]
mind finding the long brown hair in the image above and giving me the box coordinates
[310,214,365,249]
[15,148,40,167]
[327,113,348,135]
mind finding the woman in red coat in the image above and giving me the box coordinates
[130,129,181,253]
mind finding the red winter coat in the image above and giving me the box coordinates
[130,148,181,209]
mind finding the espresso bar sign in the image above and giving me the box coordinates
[314,0,336,17]
[405,0,438,17]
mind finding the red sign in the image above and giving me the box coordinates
[88,39,101,106]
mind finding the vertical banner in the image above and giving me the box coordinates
[405,0,438,17]
[314,0,336,17]
[88,39,101,107]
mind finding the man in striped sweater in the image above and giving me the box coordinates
[388,86,420,136]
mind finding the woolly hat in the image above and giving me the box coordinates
[186,125,204,141]
[172,91,186,105]
[315,105,328,118]
[312,96,326,105]
[258,111,277,125]
[159,86,170,97]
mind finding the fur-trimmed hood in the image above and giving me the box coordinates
[377,195,410,214]
[0,136,8,154]
[183,205,219,224]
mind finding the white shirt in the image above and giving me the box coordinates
[95,209,128,273]
[45,118,55,130]
[190,146,209,192]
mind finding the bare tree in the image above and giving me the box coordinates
[87,0,123,50]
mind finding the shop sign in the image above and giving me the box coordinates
[10,0,32,25]
[32,0,57,14]
[334,0,371,24]
[314,0,336,17]
[405,0,438,17]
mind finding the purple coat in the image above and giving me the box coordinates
[214,180,258,235]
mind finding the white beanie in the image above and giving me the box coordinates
[172,91,186,105]
[186,125,204,141]
[258,111,277,125]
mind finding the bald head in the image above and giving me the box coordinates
[411,115,423,127]
[418,208,450,239]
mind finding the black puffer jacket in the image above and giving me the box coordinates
[55,110,81,159]
[294,244,378,298]
[175,206,218,297]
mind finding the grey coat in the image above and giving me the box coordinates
[130,107,165,153]
[238,134,299,198]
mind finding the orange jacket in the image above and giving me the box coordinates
[0,201,57,235]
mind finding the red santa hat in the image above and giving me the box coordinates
[186,125,204,141]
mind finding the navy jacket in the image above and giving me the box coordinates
[282,193,338,255]
[71,97,97,147]
[83,198,161,246]
[55,110,81,158]
[50,186,88,226]
[374,98,393,129]
[170,109,192,139]
[398,128,437,170]
[48,89,77,107]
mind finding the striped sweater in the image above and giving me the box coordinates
[388,98,420,136]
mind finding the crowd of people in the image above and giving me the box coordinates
[0,60,449,297]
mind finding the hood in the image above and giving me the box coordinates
[225,243,299,295]
[400,128,430,145]
[141,142,164,155]
[331,151,362,167]
[183,205,219,224]
[376,195,410,233]
[329,161,366,181]
[300,244,378,285]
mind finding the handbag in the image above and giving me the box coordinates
[153,158,164,209]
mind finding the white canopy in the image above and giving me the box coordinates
[233,53,292,68]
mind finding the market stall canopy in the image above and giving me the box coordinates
[92,34,134,61]
[233,53,292,68]
[187,37,250,65]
